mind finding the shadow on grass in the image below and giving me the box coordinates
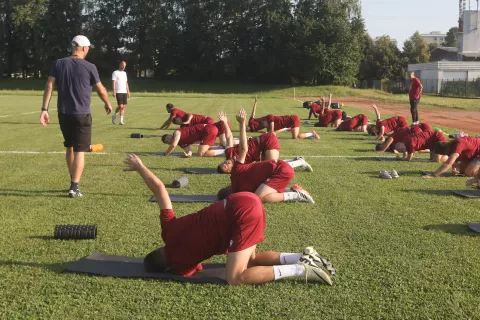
[423,224,480,237]
[128,128,159,131]
[402,189,454,196]
[0,259,72,273]
[0,189,148,198]
[335,137,368,141]
[0,122,40,125]
[362,170,424,177]
[353,149,375,153]
[26,236,55,240]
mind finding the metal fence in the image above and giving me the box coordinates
[356,78,480,98]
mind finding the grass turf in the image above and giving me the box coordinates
[1,94,480,319]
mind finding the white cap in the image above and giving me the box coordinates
[72,35,94,48]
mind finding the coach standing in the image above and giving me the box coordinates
[408,71,423,125]
[111,61,130,125]
[39,35,112,198]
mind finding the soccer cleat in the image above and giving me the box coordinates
[390,170,399,178]
[90,144,104,153]
[291,184,315,203]
[311,130,320,139]
[302,160,313,172]
[297,259,333,285]
[112,113,117,124]
[379,170,392,179]
[119,121,125,126]
[301,247,337,278]
[68,189,84,198]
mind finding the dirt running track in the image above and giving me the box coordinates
[296,97,479,134]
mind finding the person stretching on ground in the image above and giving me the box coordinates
[303,98,324,120]
[218,109,315,204]
[260,114,320,140]
[123,153,336,286]
[314,94,343,128]
[160,124,222,157]
[393,130,447,162]
[246,96,268,132]
[336,114,369,132]
[375,123,431,152]
[216,111,313,172]
[367,104,408,141]
[423,137,480,178]
[159,103,214,129]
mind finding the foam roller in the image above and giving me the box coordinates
[54,225,97,240]
[131,133,144,138]
[172,176,188,188]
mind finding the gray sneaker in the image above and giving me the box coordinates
[301,247,336,278]
[298,259,333,285]
[390,170,399,178]
[68,189,84,198]
[112,113,117,124]
[379,170,392,179]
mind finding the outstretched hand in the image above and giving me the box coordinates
[466,177,480,188]
[218,111,227,122]
[123,154,144,171]
[236,108,246,124]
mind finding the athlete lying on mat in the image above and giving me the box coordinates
[303,98,324,120]
[260,114,320,139]
[423,137,480,178]
[123,153,336,286]
[247,96,267,132]
[161,124,223,157]
[367,104,408,141]
[216,111,313,172]
[336,114,369,132]
[393,130,447,162]
[218,109,315,204]
[375,123,432,152]
[159,103,214,129]
[313,94,342,128]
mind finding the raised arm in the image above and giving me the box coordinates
[40,76,56,127]
[250,96,258,119]
[94,82,113,114]
[236,109,248,164]
[164,131,181,156]
[219,111,234,148]
[371,104,381,121]
[182,114,193,125]
[123,154,172,210]
[326,93,332,109]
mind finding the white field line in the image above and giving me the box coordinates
[0,109,57,118]
[0,150,381,159]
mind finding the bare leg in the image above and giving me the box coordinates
[264,149,280,161]
[197,145,220,157]
[333,119,341,128]
[255,184,284,203]
[218,134,226,147]
[226,246,275,285]
[71,152,85,183]
[119,104,125,116]
[249,251,281,266]
[465,161,480,177]
[66,147,74,177]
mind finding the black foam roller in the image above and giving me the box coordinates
[130,133,144,138]
[172,176,189,188]
[54,225,97,240]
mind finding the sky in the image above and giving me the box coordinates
[361,0,461,49]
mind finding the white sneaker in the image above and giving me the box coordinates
[68,189,84,198]
[119,120,125,125]
[291,184,315,203]
[311,130,320,139]
[390,170,399,178]
[297,257,333,285]
[379,170,392,179]
[112,113,117,124]
[301,247,336,278]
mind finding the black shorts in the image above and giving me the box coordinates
[116,93,128,105]
[58,113,92,152]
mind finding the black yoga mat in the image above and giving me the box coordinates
[65,252,226,284]
[376,157,431,162]
[420,171,465,178]
[184,168,219,174]
[453,190,480,198]
[149,194,218,203]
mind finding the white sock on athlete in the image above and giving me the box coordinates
[277,128,289,132]
[273,264,305,280]
[280,252,302,265]
[283,192,301,201]
[212,149,225,156]
[304,132,314,138]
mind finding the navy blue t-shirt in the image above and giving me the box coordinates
[49,57,100,114]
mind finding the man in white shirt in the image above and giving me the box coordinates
[112,61,130,125]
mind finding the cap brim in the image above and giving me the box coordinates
[89,44,95,49]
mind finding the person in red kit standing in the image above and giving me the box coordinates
[408,71,423,125]
[122,154,336,285]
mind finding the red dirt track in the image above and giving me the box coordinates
[296,97,479,134]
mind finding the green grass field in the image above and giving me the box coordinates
[1,93,480,319]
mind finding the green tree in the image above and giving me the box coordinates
[403,31,430,64]
[443,26,458,47]
[359,35,406,80]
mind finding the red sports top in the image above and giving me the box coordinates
[403,130,446,154]
[451,137,480,162]
[177,124,206,147]
[230,160,277,193]
[409,77,422,100]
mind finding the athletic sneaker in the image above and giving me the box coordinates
[311,130,320,139]
[301,247,336,278]
[379,170,392,179]
[68,189,84,198]
[302,160,313,172]
[119,121,125,126]
[390,170,399,178]
[112,113,117,124]
[297,259,333,285]
[291,184,315,203]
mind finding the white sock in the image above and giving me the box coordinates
[120,116,124,121]
[212,149,225,156]
[273,264,305,280]
[283,192,300,201]
[286,159,304,169]
[305,132,313,138]
[280,252,302,265]
[278,128,289,132]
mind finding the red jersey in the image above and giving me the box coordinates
[389,126,422,144]
[409,77,422,100]
[248,116,267,132]
[264,114,296,130]
[403,130,446,154]
[188,114,215,126]
[161,192,265,276]
[177,124,206,147]
[230,160,278,193]
[310,103,322,114]
[376,116,408,134]
[451,137,480,162]
[316,110,342,127]
[213,120,231,136]
[170,108,188,122]
[337,114,368,131]
[225,133,279,164]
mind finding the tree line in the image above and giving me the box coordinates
[0,0,458,84]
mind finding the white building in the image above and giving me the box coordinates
[458,10,480,57]
[420,31,446,45]
[408,61,480,94]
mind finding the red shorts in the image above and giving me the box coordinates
[292,115,301,128]
[227,192,266,253]
[332,110,343,121]
[200,124,218,146]
[259,133,280,151]
[205,117,215,125]
[264,160,294,192]
[215,121,231,136]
